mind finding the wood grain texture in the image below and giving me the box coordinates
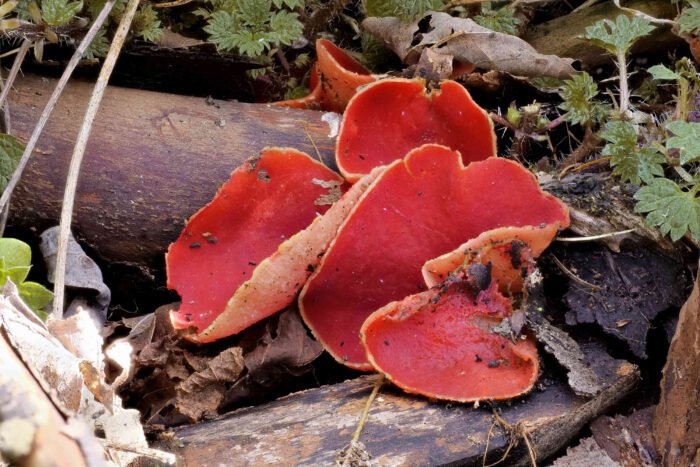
[7,74,337,273]
[165,341,639,466]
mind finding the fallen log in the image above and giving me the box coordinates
[7,74,337,276]
[161,340,639,466]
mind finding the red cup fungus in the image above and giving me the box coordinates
[361,273,539,402]
[423,224,562,294]
[274,39,376,113]
[335,78,497,183]
[166,147,346,342]
[299,144,569,370]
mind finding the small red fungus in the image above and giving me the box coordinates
[299,144,569,369]
[274,39,376,113]
[167,147,344,342]
[335,78,497,183]
[361,276,539,402]
[423,224,561,294]
[197,167,383,342]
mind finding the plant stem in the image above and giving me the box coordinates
[678,77,689,121]
[0,0,117,213]
[52,0,141,318]
[617,49,630,116]
[0,39,31,113]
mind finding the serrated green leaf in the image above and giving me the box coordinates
[558,72,609,126]
[0,134,24,193]
[365,0,443,20]
[134,5,162,42]
[583,14,655,55]
[204,10,241,52]
[666,120,700,164]
[648,64,680,80]
[601,121,663,185]
[41,0,82,25]
[272,0,302,8]
[0,238,31,268]
[268,9,301,45]
[634,178,700,241]
[83,28,109,59]
[18,281,53,317]
[237,0,270,26]
[678,1,700,33]
[473,5,519,35]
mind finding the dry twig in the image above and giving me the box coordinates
[52,0,141,317]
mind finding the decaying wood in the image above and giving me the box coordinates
[0,331,88,466]
[162,342,639,466]
[522,0,681,69]
[7,74,337,275]
[653,258,700,466]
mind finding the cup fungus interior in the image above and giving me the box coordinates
[299,144,570,369]
[167,147,344,341]
[335,79,497,183]
[361,276,539,402]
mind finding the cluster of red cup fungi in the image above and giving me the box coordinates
[166,41,570,402]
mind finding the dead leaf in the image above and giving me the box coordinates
[174,347,245,421]
[40,226,111,325]
[362,12,577,79]
[79,360,114,412]
[405,47,454,83]
[222,308,323,409]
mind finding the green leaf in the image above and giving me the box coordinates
[204,10,241,53]
[601,121,664,185]
[634,178,700,241]
[18,281,53,318]
[582,14,655,55]
[267,9,302,46]
[365,0,443,20]
[41,0,82,25]
[134,5,162,43]
[272,0,303,8]
[83,28,109,59]
[234,29,270,57]
[0,238,31,268]
[0,133,24,193]
[648,64,680,80]
[558,72,609,126]
[473,4,519,35]
[666,121,700,165]
[678,1,700,34]
[237,0,270,26]
[5,266,30,285]
[86,0,126,18]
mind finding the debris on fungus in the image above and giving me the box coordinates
[423,223,563,294]
[335,78,497,183]
[299,144,570,370]
[361,274,539,402]
[166,147,345,342]
[274,39,376,113]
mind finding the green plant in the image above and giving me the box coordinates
[473,2,519,35]
[0,134,25,194]
[582,14,655,116]
[600,57,700,242]
[0,238,53,319]
[364,0,442,21]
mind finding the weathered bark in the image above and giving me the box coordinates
[653,258,700,466]
[523,1,681,69]
[7,74,337,276]
[161,341,639,466]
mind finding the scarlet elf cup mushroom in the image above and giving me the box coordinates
[299,144,569,370]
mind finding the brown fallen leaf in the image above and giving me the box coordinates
[362,12,577,79]
[405,47,454,83]
[174,347,245,421]
[221,308,323,410]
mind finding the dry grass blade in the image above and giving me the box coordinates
[52,0,141,318]
[0,39,30,112]
[0,0,117,212]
